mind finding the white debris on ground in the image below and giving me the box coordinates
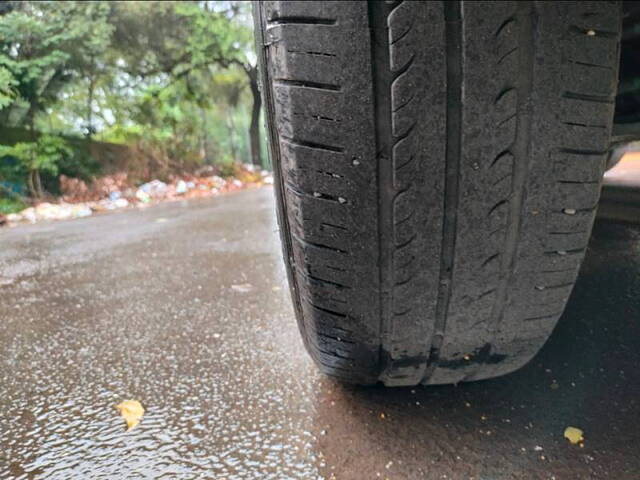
[8,203,93,223]
[3,166,273,226]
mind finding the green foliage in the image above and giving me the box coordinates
[0,2,113,125]
[177,2,253,68]
[0,135,71,176]
[0,196,26,214]
[0,66,18,109]
[108,1,192,78]
[0,1,263,197]
[57,146,101,183]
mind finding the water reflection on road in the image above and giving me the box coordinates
[0,188,638,479]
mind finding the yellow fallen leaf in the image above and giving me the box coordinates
[115,400,145,431]
[564,426,583,444]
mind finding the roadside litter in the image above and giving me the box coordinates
[4,164,271,226]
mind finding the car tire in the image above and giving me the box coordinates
[254,1,622,386]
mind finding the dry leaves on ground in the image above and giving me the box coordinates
[564,426,584,445]
[115,400,145,431]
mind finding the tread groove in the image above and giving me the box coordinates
[568,60,613,71]
[285,182,347,204]
[562,91,614,104]
[369,0,396,381]
[497,46,518,65]
[523,312,563,322]
[568,25,618,38]
[321,222,348,231]
[295,265,352,289]
[426,0,463,375]
[302,295,348,318]
[494,16,516,38]
[562,121,607,130]
[291,232,349,255]
[267,16,337,27]
[274,78,342,91]
[536,282,574,291]
[286,49,337,58]
[280,136,344,153]
[557,147,608,155]
[317,331,356,342]
[484,1,535,369]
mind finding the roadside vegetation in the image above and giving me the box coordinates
[0,1,264,218]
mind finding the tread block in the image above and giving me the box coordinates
[563,62,616,96]
[553,182,602,209]
[567,35,619,68]
[264,1,344,23]
[553,151,605,183]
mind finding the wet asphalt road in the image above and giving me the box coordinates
[1,187,639,480]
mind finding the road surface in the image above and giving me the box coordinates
[1,187,639,479]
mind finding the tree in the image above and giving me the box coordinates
[0,2,113,129]
[208,68,249,163]
[0,66,18,110]
[181,2,263,167]
[0,135,71,198]
[66,3,114,138]
[108,1,263,166]
[0,0,264,202]
[0,2,112,196]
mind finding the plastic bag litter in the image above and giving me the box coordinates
[176,180,188,194]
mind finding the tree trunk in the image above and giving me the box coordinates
[27,111,40,199]
[33,169,43,198]
[226,108,238,162]
[86,56,96,139]
[247,66,262,168]
[87,77,94,139]
[199,107,208,163]
[27,170,37,199]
